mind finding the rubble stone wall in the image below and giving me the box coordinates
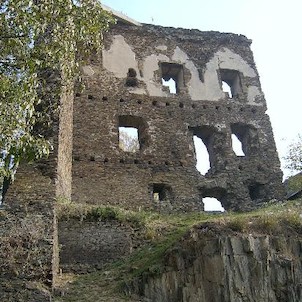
[58,219,134,273]
[72,23,284,211]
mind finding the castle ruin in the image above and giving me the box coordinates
[71,17,284,212]
[1,10,286,299]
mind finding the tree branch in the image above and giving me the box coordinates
[0,34,26,39]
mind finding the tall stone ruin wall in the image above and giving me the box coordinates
[0,17,286,300]
[72,23,284,211]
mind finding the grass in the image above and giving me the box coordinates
[54,199,302,301]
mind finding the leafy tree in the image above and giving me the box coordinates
[0,0,113,178]
[284,134,302,173]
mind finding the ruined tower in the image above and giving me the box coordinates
[71,16,284,212]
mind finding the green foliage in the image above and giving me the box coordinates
[55,201,302,301]
[284,134,302,173]
[0,213,50,278]
[56,202,148,228]
[88,206,119,221]
[0,1,113,178]
[285,173,302,195]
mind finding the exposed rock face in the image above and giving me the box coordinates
[134,226,302,302]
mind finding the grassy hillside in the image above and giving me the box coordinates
[54,199,302,302]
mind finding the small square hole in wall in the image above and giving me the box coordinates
[220,69,242,98]
[249,183,265,201]
[161,62,184,94]
[152,183,172,202]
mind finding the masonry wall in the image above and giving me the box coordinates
[0,165,56,301]
[0,71,74,299]
[59,219,135,273]
[72,23,284,212]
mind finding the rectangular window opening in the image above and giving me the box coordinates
[161,62,184,94]
[231,134,245,156]
[152,183,172,202]
[119,126,139,153]
[118,116,149,153]
[220,69,242,98]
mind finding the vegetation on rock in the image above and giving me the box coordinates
[54,199,302,301]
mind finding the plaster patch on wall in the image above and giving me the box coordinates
[143,54,169,97]
[102,35,140,79]
[173,47,223,100]
[179,47,262,101]
[247,86,264,105]
[82,65,95,76]
[217,48,256,77]
[128,87,146,95]
[155,45,168,51]
[103,37,262,103]
[216,48,263,104]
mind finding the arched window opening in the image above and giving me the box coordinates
[222,81,232,98]
[231,134,245,156]
[162,78,176,94]
[193,135,210,175]
[203,197,225,212]
[231,123,259,157]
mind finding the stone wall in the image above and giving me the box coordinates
[0,67,74,299]
[132,225,302,302]
[59,219,135,273]
[72,23,284,212]
[0,166,56,301]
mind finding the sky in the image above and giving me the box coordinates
[102,0,302,210]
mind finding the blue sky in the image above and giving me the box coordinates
[102,0,302,179]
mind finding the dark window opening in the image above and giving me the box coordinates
[231,123,259,157]
[152,183,172,202]
[118,116,148,152]
[161,62,184,94]
[220,69,242,98]
[249,183,266,201]
[125,68,138,87]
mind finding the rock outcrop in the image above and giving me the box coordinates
[132,224,302,302]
